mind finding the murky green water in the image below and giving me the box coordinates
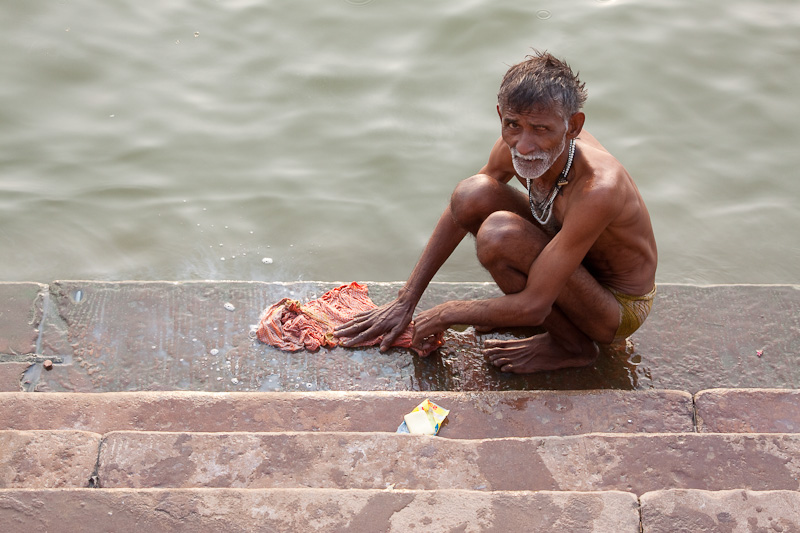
[1,0,798,285]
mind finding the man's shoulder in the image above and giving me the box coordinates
[565,150,631,220]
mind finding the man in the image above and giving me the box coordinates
[335,51,658,373]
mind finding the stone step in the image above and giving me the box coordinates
[5,429,800,494]
[0,488,641,532]
[640,489,800,532]
[94,432,800,493]
[3,488,797,532]
[4,388,799,436]
[0,390,694,437]
[695,388,800,433]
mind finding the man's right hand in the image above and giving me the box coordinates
[334,298,415,352]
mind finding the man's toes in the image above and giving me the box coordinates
[484,350,503,362]
[489,356,511,367]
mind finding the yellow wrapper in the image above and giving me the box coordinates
[402,399,449,435]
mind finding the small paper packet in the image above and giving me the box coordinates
[396,399,449,435]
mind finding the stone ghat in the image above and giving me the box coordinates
[2,282,800,531]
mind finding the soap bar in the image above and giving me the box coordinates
[403,409,436,435]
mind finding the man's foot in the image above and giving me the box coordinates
[483,332,599,373]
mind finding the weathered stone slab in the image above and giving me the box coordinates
[695,388,800,433]
[97,432,800,493]
[33,280,648,392]
[0,283,46,356]
[0,390,694,437]
[640,489,800,532]
[0,430,101,488]
[0,488,640,532]
[30,282,800,392]
[0,363,27,392]
[632,284,800,392]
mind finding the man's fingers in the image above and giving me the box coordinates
[334,312,376,336]
[379,323,406,352]
[334,322,362,337]
[340,324,382,347]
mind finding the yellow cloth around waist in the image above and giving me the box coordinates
[607,284,656,340]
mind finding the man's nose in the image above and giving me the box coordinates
[515,133,539,155]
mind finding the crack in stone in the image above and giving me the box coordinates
[88,436,106,488]
[637,496,644,533]
[34,285,49,355]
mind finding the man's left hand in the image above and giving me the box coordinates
[412,304,449,352]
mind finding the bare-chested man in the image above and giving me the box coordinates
[335,51,658,373]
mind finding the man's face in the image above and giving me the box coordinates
[499,105,568,180]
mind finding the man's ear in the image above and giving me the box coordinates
[567,112,585,139]
[497,104,503,120]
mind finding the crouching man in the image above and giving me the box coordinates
[336,51,658,373]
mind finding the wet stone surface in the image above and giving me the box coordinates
[0,282,46,356]
[7,281,800,393]
[633,284,800,392]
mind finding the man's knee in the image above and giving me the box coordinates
[450,174,504,234]
[475,211,527,267]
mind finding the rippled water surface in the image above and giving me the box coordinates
[2,0,799,284]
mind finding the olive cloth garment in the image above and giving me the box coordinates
[605,285,657,340]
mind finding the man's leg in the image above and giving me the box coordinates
[473,209,621,373]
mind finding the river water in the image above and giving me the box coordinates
[2,0,799,286]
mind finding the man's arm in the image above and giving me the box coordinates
[411,180,623,343]
[335,137,515,350]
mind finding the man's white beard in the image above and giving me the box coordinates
[511,136,566,180]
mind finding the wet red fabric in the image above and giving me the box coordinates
[256,282,440,356]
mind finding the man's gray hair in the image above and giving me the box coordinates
[497,50,587,119]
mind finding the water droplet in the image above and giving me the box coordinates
[262,257,273,264]
[210,348,219,356]
[224,302,235,311]
[231,378,239,385]
[194,31,200,37]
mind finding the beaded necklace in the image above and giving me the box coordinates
[526,138,576,226]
